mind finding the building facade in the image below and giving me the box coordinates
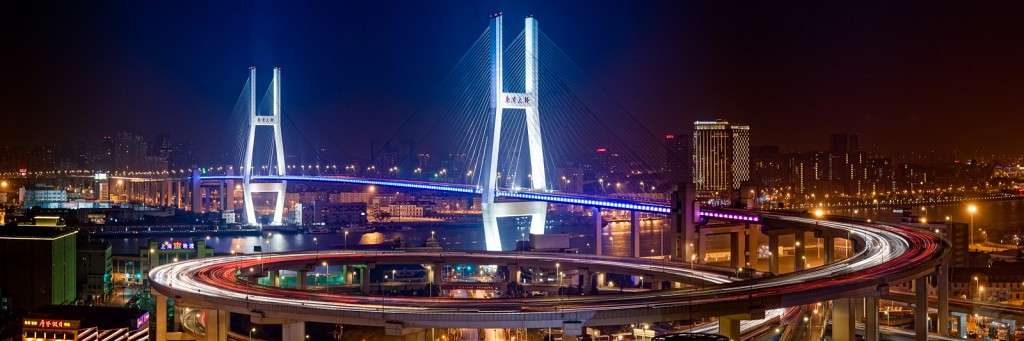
[77,241,113,304]
[0,226,77,310]
[693,120,750,197]
[23,305,150,341]
[138,238,214,286]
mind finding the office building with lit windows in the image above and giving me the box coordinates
[692,120,750,197]
[0,225,77,311]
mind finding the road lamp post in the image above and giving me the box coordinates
[555,263,560,291]
[973,276,979,301]
[344,231,349,250]
[250,327,256,341]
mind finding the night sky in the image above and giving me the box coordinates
[2,2,1024,160]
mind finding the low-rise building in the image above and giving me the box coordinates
[19,187,68,209]
[77,240,113,304]
[383,203,424,218]
[138,238,214,287]
[23,305,150,341]
[0,225,77,310]
[301,202,368,225]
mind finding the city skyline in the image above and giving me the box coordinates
[2,2,1024,160]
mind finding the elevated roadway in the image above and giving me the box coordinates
[150,213,947,331]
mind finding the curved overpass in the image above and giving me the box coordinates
[150,213,948,330]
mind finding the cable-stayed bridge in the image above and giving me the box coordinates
[142,13,951,341]
[202,13,699,253]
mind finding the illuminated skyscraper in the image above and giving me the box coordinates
[693,120,750,197]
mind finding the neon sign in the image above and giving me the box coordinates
[135,312,150,329]
[160,241,195,250]
[24,319,79,329]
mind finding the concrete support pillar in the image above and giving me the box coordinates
[282,321,305,341]
[592,207,603,256]
[746,225,759,268]
[719,316,742,341]
[155,293,167,341]
[915,276,928,341]
[856,298,865,322]
[649,276,662,290]
[824,237,835,264]
[670,182,697,263]
[768,234,779,274]
[794,232,806,271]
[938,264,950,336]
[1007,320,1017,341]
[729,231,745,269]
[954,313,968,339]
[597,272,606,288]
[833,298,856,341]
[563,321,583,341]
[583,270,593,290]
[191,170,202,212]
[360,267,369,294]
[339,265,348,284]
[508,265,520,284]
[297,270,308,290]
[225,169,235,211]
[697,230,707,264]
[204,310,229,341]
[630,211,641,258]
[203,187,210,213]
[268,270,280,287]
[865,296,879,341]
[164,180,173,207]
[219,181,226,211]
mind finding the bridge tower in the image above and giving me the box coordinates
[481,13,548,251]
[242,67,287,225]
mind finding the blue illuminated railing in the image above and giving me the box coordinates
[199,175,763,221]
[698,210,761,222]
[498,190,671,214]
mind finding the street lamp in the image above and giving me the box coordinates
[973,276,980,301]
[250,327,256,341]
[344,231,349,249]
[555,263,560,288]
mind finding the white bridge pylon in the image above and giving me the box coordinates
[481,13,548,251]
[242,67,287,225]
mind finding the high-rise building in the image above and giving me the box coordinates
[692,120,750,196]
[665,134,691,185]
[829,133,860,154]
